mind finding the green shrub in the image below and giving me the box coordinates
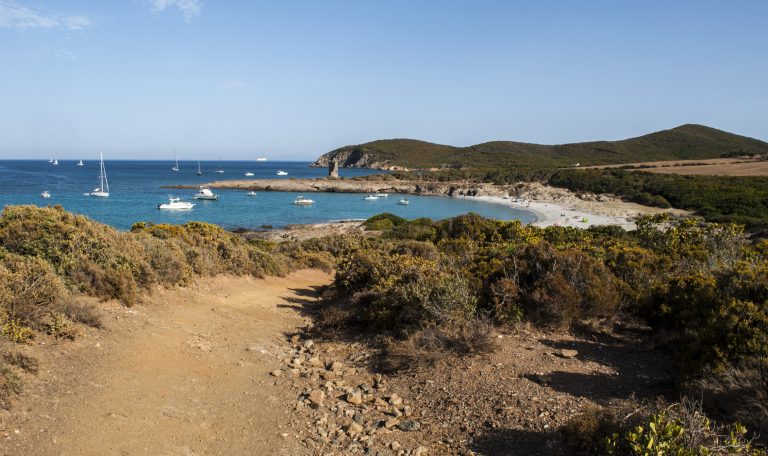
[363,213,406,231]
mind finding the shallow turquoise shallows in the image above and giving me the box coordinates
[0,160,535,230]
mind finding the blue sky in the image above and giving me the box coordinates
[1,1,766,160]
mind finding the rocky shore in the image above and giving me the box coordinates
[167,178,501,197]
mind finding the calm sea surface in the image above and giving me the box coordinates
[0,160,535,230]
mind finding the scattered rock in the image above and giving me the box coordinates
[384,418,400,429]
[414,446,429,456]
[270,369,282,377]
[557,349,579,359]
[347,422,364,436]
[329,361,344,372]
[398,420,421,432]
[304,339,314,349]
[346,391,363,405]
[307,357,324,368]
[390,441,402,451]
[388,393,403,406]
[308,390,325,408]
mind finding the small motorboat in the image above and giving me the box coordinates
[246,191,257,196]
[215,169,225,173]
[398,198,409,205]
[193,186,218,200]
[41,191,51,198]
[77,160,84,166]
[292,196,315,205]
[158,196,195,210]
[256,157,268,162]
[364,195,379,201]
[374,193,389,197]
[244,172,255,177]
[276,170,288,176]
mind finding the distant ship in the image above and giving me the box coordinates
[256,157,268,162]
[276,170,288,176]
[77,160,84,166]
[52,159,58,165]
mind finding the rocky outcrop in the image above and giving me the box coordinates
[312,148,409,171]
[169,178,509,197]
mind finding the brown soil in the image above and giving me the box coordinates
[1,270,332,456]
[0,272,678,456]
[584,157,768,176]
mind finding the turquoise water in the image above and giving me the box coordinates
[0,160,535,230]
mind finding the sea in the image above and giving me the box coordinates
[0,160,536,231]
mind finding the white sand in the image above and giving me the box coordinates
[459,195,669,230]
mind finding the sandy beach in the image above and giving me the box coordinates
[459,194,685,230]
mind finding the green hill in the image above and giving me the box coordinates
[313,124,768,169]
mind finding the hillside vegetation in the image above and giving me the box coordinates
[315,124,768,169]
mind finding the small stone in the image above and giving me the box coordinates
[304,339,314,349]
[270,369,282,377]
[414,446,429,456]
[308,390,325,408]
[374,397,388,407]
[290,335,300,344]
[346,391,363,405]
[398,420,420,432]
[388,393,403,406]
[558,349,579,359]
[384,418,400,429]
[308,357,324,368]
[329,361,344,372]
[291,357,303,366]
[347,422,364,435]
[390,441,402,451]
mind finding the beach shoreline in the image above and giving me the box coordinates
[191,177,685,231]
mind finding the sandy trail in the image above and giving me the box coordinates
[2,270,332,456]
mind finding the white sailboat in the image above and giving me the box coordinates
[52,159,58,165]
[77,160,84,166]
[48,157,53,163]
[215,154,224,173]
[197,160,203,176]
[172,152,179,172]
[90,152,109,197]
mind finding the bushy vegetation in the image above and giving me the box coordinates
[0,205,294,345]
[329,213,768,384]
[562,400,761,455]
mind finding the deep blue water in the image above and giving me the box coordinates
[0,160,535,230]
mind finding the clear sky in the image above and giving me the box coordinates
[1,0,766,160]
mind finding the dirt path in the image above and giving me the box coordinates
[2,270,332,456]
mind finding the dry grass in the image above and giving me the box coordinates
[585,157,768,176]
